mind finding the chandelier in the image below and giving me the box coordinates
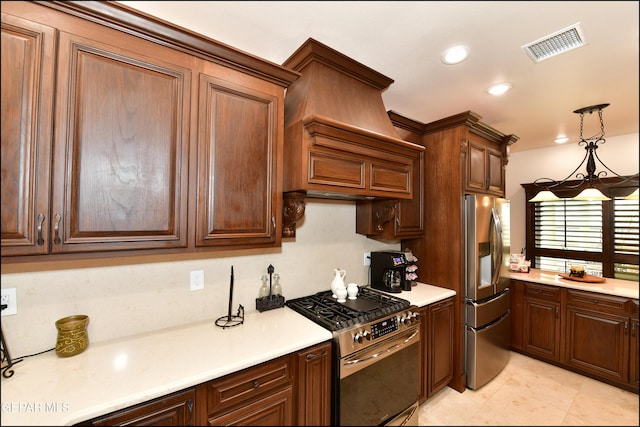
[528,103,639,202]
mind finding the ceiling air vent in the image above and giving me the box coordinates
[522,22,586,63]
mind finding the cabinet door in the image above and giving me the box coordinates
[631,318,639,389]
[51,29,192,253]
[465,140,487,193]
[486,147,504,195]
[428,297,454,397]
[85,389,195,426]
[196,69,281,247]
[297,342,332,426]
[564,306,629,384]
[1,13,55,256]
[523,297,561,361]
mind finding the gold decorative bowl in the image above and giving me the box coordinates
[55,315,89,357]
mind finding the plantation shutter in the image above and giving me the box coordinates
[534,200,603,252]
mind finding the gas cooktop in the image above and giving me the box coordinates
[285,286,410,331]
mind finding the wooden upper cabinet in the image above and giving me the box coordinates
[195,68,281,248]
[464,132,507,196]
[356,111,425,242]
[1,1,297,261]
[50,29,193,253]
[1,13,55,256]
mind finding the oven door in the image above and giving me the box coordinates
[338,325,420,426]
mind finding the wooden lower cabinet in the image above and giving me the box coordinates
[76,341,331,426]
[510,279,639,393]
[522,284,561,362]
[296,341,331,426]
[419,297,454,403]
[79,389,195,426]
[631,317,639,388]
[564,290,631,386]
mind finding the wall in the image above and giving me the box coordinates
[506,132,639,257]
[0,200,399,356]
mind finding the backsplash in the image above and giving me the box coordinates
[0,200,398,357]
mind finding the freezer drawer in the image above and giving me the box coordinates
[466,288,510,329]
[466,310,510,390]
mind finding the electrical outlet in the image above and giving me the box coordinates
[190,270,204,291]
[363,252,371,266]
[1,288,17,316]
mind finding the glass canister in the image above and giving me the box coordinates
[55,314,89,357]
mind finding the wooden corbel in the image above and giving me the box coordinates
[282,192,306,238]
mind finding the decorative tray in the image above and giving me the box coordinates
[558,273,606,283]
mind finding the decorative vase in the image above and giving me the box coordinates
[331,268,347,298]
[55,315,89,357]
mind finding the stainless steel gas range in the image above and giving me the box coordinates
[286,286,421,426]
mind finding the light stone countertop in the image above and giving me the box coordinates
[507,268,639,299]
[0,282,457,426]
[0,307,332,426]
[386,282,457,307]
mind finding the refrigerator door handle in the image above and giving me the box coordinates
[490,207,503,286]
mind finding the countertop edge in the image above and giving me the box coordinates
[507,269,639,300]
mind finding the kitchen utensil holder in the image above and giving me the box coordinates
[256,294,285,312]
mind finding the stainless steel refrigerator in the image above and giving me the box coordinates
[464,194,511,390]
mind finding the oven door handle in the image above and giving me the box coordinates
[340,326,419,378]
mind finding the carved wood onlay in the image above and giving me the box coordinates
[282,192,306,238]
[374,200,397,232]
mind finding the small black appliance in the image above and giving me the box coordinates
[370,250,409,293]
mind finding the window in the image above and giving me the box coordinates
[522,178,639,281]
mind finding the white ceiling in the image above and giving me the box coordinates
[118,1,639,153]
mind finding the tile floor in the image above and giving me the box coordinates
[418,352,639,426]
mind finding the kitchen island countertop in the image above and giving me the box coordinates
[507,268,639,299]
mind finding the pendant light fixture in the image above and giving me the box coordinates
[528,103,639,202]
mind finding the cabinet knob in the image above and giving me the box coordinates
[253,380,260,389]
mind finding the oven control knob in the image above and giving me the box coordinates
[362,330,371,341]
[354,332,363,344]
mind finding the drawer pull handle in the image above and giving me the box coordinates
[253,380,260,389]
[593,299,598,304]
[306,349,327,360]
[36,213,45,246]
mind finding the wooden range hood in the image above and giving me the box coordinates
[281,38,424,237]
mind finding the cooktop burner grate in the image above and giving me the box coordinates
[285,286,410,331]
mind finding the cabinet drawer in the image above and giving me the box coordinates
[308,150,365,189]
[524,283,561,302]
[205,355,294,417]
[369,160,411,195]
[566,289,630,314]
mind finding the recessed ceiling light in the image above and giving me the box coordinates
[441,45,469,65]
[487,82,512,96]
[554,136,569,144]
